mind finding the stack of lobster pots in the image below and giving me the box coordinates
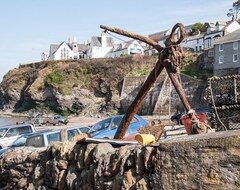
[206,75,240,131]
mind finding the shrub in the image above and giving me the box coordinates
[44,71,64,87]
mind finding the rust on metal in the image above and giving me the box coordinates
[100,23,208,139]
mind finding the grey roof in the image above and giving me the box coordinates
[49,42,87,55]
[149,24,194,43]
[214,29,240,44]
[207,23,215,28]
[49,44,59,55]
[148,29,170,41]
[91,36,114,47]
[108,40,141,53]
[216,21,227,26]
[184,33,205,41]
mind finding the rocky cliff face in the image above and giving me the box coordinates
[0,130,240,189]
[0,56,157,115]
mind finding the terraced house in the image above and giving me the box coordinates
[214,29,240,76]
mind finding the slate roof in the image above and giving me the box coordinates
[216,21,227,26]
[184,33,205,41]
[149,24,194,42]
[91,36,114,47]
[214,29,240,44]
[108,40,140,53]
[49,42,87,55]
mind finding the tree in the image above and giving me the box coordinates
[191,23,206,35]
[227,0,240,20]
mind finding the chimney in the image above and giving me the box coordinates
[101,31,107,47]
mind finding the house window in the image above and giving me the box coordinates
[219,55,223,64]
[233,54,238,62]
[208,50,214,57]
[233,41,238,50]
[219,44,223,52]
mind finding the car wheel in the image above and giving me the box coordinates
[46,121,50,126]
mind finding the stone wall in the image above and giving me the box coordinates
[0,130,240,189]
[120,74,208,115]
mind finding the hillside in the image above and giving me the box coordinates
[0,55,158,116]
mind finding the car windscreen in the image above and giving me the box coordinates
[12,135,28,147]
[90,118,111,132]
[79,127,90,133]
[0,128,8,137]
[47,132,60,144]
[111,116,124,129]
[26,135,44,147]
[67,129,79,140]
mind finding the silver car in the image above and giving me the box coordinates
[0,124,36,149]
[25,126,90,147]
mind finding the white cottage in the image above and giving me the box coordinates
[204,20,240,50]
[48,37,87,60]
[106,40,144,58]
[86,32,114,58]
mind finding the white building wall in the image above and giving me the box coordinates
[225,21,240,34]
[182,37,204,51]
[49,43,73,60]
[128,42,144,54]
[91,46,112,58]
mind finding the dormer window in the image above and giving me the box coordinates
[233,41,238,50]
[219,44,223,52]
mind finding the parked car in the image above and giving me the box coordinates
[25,126,90,147]
[171,107,212,125]
[88,114,148,139]
[27,115,69,126]
[52,115,69,125]
[0,124,36,149]
[0,130,51,155]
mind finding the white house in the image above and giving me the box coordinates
[147,24,205,54]
[203,20,240,66]
[86,32,114,58]
[106,40,144,58]
[204,20,240,50]
[181,32,204,52]
[47,37,87,60]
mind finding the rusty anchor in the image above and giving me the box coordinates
[100,23,209,139]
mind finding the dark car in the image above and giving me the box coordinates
[171,107,212,125]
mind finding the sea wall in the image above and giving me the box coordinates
[1,130,240,189]
[120,74,208,116]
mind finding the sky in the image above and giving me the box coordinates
[0,0,234,82]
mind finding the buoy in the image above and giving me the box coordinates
[135,134,155,145]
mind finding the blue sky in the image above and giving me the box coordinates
[0,0,234,82]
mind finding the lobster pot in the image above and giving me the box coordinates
[207,75,240,107]
[212,105,240,131]
[206,75,240,131]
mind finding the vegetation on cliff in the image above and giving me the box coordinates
[0,55,158,115]
[0,53,212,116]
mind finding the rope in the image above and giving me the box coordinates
[106,31,146,49]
